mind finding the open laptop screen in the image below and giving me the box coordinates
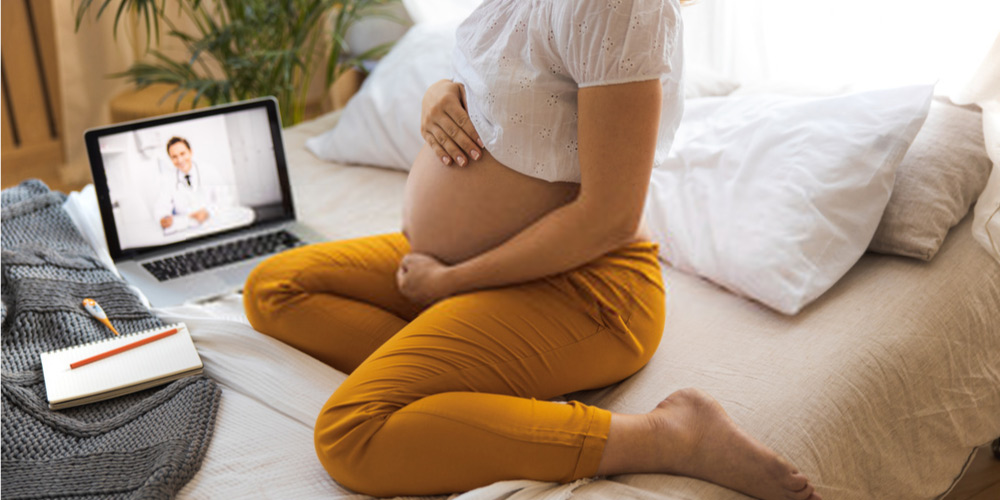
[85,98,295,260]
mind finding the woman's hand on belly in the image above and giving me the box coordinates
[396,252,458,307]
[421,79,484,167]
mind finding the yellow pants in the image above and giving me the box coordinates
[243,232,665,497]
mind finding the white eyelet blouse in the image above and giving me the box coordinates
[452,0,685,183]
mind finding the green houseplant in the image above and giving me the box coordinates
[75,0,405,125]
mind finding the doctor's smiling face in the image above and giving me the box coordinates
[167,137,193,174]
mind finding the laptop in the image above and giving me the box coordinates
[84,97,325,307]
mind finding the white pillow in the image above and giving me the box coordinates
[642,85,934,315]
[307,22,743,172]
[727,80,851,98]
[684,66,740,99]
[306,22,458,171]
[400,0,481,24]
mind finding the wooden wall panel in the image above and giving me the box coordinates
[30,0,62,141]
[2,73,16,149]
[1,0,66,190]
[2,0,52,144]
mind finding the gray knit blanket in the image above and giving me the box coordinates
[1,180,221,499]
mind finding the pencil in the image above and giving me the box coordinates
[69,328,179,370]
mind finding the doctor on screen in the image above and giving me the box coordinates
[155,136,228,232]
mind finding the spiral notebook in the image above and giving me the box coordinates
[40,323,203,410]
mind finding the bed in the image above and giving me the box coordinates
[47,108,998,499]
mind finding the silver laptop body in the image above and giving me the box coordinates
[85,97,324,307]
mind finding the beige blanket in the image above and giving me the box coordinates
[179,111,1000,499]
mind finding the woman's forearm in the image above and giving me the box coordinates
[445,199,635,294]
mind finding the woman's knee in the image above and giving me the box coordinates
[313,396,393,495]
[243,251,309,332]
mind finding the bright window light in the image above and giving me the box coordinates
[682,0,1000,94]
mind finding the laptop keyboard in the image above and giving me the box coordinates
[142,230,304,282]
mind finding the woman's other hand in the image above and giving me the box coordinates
[421,79,485,167]
[396,252,458,307]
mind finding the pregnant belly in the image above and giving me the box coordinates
[402,144,581,265]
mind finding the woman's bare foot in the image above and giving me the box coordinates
[648,388,821,500]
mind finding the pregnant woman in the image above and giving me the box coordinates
[244,1,820,499]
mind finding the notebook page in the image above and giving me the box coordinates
[41,323,202,407]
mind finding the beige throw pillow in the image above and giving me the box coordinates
[868,99,993,260]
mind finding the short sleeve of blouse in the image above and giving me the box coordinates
[554,0,681,88]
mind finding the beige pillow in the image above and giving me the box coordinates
[868,99,993,260]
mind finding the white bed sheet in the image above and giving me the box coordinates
[64,110,1000,500]
[160,299,348,499]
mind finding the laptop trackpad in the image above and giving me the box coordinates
[152,266,243,305]
[217,260,259,293]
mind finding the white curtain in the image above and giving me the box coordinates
[681,0,1000,95]
[953,34,1000,263]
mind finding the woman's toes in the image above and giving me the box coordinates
[782,471,809,492]
[789,482,814,500]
